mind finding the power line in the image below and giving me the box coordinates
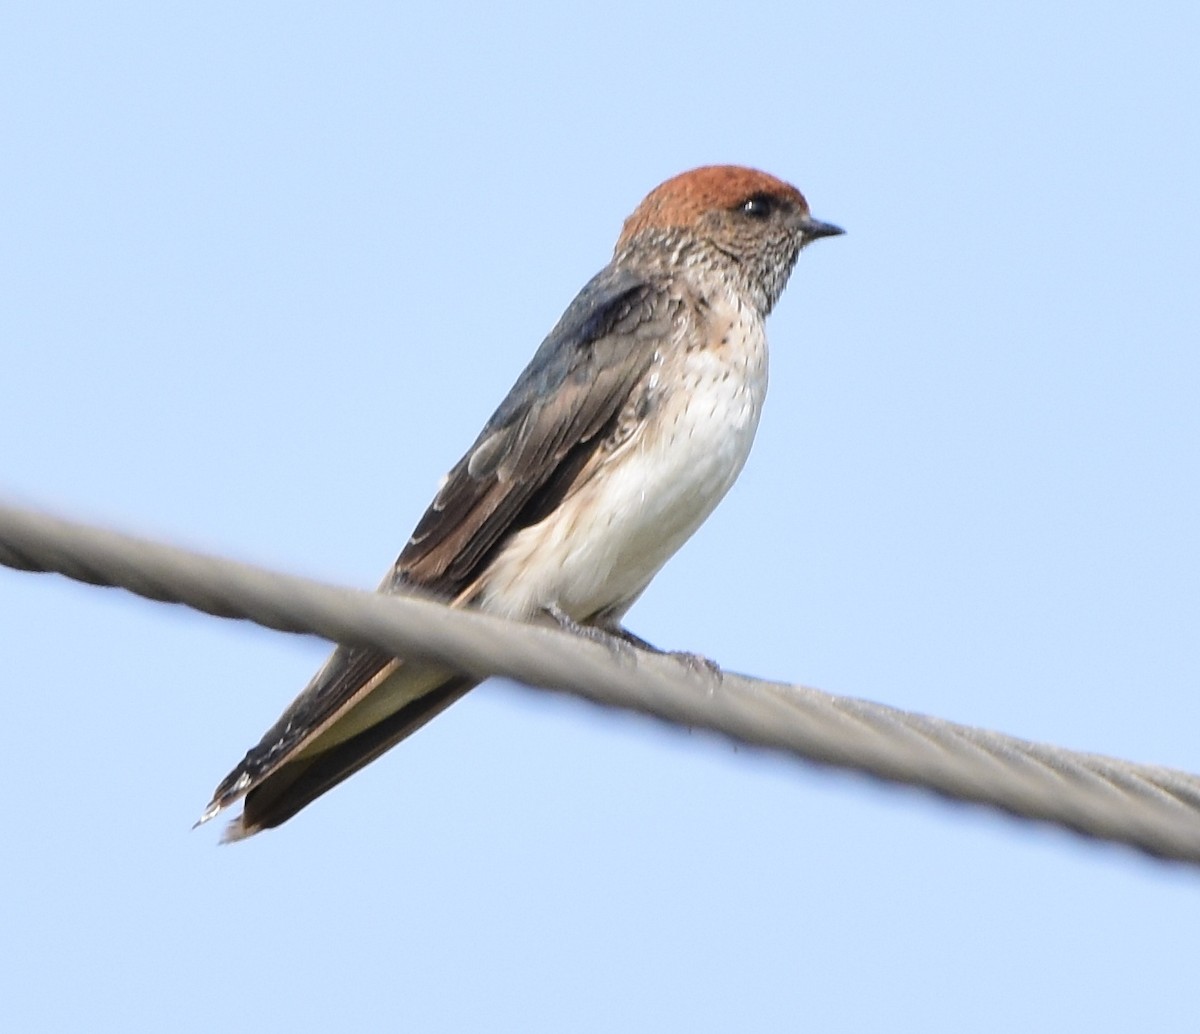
[1,500,1198,864]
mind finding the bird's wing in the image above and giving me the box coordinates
[392,264,678,589]
[219,665,478,839]
[203,265,681,833]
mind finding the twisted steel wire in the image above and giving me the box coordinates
[1,501,1198,864]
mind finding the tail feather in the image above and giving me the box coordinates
[222,674,477,840]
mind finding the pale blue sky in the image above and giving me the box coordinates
[3,3,1199,1030]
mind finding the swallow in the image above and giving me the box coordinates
[200,165,842,838]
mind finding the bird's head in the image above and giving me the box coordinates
[616,165,843,314]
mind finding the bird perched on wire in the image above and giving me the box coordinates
[200,165,843,839]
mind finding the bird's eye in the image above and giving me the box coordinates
[738,193,777,219]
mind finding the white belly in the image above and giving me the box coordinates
[479,301,768,623]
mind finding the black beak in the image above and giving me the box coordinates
[800,215,845,242]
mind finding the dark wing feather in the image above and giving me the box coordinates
[205,263,677,828]
[393,264,675,591]
[205,646,403,815]
[228,674,476,838]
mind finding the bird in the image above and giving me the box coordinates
[199,165,843,840]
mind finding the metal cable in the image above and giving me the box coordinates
[1,500,1198,865]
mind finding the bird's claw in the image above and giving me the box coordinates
[543,604,638,664]
[667,650,723,680]
[605,622,723,681]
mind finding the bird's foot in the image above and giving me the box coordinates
[608,623,723,681]
[666,649,723,680]
[543,608,722,679]
[543,604,638,663]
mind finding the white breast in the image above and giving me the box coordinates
[479,289,768,623]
